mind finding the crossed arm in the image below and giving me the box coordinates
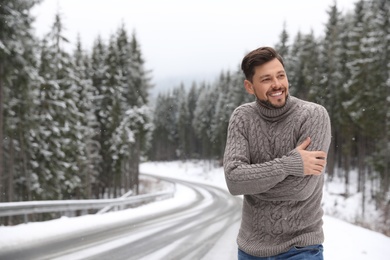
[223,105,331,200]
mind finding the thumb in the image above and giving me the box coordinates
[297,137,311,150]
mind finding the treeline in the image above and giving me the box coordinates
[0,0,152,205]
[147,0,390,231]
[148,75,253,161]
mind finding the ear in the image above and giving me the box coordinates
[244,80,254,95]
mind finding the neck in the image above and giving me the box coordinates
[255,95,295,121]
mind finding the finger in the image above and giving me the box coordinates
[315,158,327,166]
[309,166,323,175]
[312,151,327,159]
[297,137,311,150]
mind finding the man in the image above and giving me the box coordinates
[223,46,331,259]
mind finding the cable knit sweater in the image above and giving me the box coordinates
[223,95,331,257]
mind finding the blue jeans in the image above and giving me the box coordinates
[238,244,323,260]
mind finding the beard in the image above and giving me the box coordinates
[255,89,288,109]
[258,99,279,109]
[257,98,286,109]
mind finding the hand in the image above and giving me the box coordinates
[296,137,327,175]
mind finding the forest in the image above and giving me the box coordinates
[1,0,153,203]
[0,0,389,231]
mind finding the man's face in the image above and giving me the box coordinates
[244,58,289,108]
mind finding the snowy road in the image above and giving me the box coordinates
[2,161,390,260]
[0,176,242,260]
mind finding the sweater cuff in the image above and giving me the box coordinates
[282,149,304,176]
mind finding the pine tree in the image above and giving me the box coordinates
[342,0,373,199]
[370,0,390,195]
[90,35,110,197]
[275,22,290,59]
[175,84,190,159]
[287,32,305,98]
[302,31,321,102]
[229,65,253,106]
[149,91,179,160]
[186,82,202,158]
[211,71,233,159]
[73,36,101,199]
[111,26,152,195]
[121,29,152,194]
[106,32,128,196]
[32,13,83,200]
[288,30,321,101]
[319,2,345,180]
[0,0,41,203]
[192,82,217,158]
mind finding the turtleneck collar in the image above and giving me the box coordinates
[255,95,296,122]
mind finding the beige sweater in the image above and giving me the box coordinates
[223,95,331,257]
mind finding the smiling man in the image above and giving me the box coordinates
[223,47,331,259]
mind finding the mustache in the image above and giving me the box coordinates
[267,86,287,94]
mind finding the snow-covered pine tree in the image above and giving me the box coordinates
[73,36,101,199]
[286,31,304,98]
[301,31,321,102]
[149,92,178,160]
[124,30,153,194]
[229,65,253,107]
[319,2,345,181]
[342,0,374,202]
[175,84,190,160]
[33,13,83,200]
[288,30,321,101]
[110,26,152,195]
[369,0,390,195]
[0,0,41,204]
[211,71,233,159]
[104,32,127,197]
[192,82,217,158]
[186,82,202,158]
[90,35,111,198]
[275,22,290,59]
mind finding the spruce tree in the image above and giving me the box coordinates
[370,0,390,194]
[287,32,305,98]
[90,36,110,197]
[111,27,152,194]
[149,90,181,160]
[211,71,232,159]
[275,22,290,59]
[175,84,190,159]
[192,83,217,158]
[187,82,202,158]
[319,2,344,180]
[33,13,83,200]
[73,36,101,199]
[0,0,41,203]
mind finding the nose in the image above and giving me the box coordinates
[271,77,282,88]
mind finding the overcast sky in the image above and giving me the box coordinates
[32,0,357,91]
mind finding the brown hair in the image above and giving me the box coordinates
[241,46,284,82]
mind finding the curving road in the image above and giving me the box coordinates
[0,175,242,260]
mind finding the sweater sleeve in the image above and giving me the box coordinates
[223,107,304,196]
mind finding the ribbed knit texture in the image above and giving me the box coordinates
[223,95,331,257]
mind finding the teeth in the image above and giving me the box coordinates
[270,92,282,97]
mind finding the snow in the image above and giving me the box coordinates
[1,160,390,260]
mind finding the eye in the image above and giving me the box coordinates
[277,74,285,79]
[261,78,270,83]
